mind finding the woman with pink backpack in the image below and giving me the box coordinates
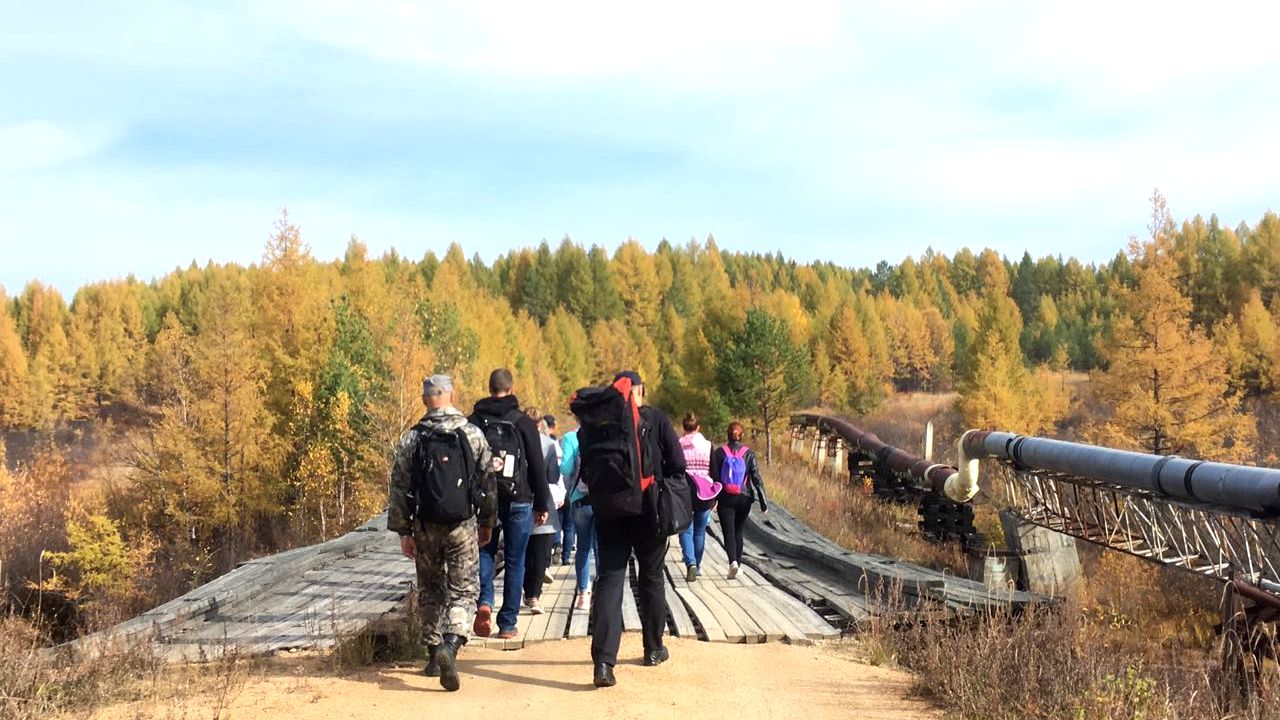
[710,421,769,579]
[678,413,720,582]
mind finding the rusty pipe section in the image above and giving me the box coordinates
[791,413,978,502]
[963,430,1280,515]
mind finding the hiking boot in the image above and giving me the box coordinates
[437,634,465,692]
[423,644,441,677]
[473,604,492,637]
[727,561,739,580]
[644,646,670,667]
[593,662,616,688]
[497,628,520,640]
[575,590,592,611]
[686,564,697,583]
[528,597,545,615]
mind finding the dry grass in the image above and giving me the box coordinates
[772,407,1279,720]
[767,453,968,574]
[843,596,1273,720]
[0,615,249,720]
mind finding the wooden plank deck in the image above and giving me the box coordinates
[81,505,1044,662]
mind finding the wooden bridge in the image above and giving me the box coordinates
[78,500,1040,662]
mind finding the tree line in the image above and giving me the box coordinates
[0,194,1276,624]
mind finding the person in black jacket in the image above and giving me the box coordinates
[590,370,686,688]
[470,368,552,641]
[710,420,768,580]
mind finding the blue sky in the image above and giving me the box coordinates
[3,1,1279,298]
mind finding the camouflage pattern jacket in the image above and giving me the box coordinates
[388,406,498,534]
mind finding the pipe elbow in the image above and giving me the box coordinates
[943,430,982,503]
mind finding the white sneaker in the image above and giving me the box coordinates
[575,590,592,611]
[529,597,545,615]
[727,561,739,580]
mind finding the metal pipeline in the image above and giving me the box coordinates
[792,414,980,503]
[963,430,1280,515]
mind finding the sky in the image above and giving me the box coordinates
[2,1,1279,298]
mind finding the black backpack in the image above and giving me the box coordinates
[570,376,654,520]
[407,426,478,524]
[473,411,526,501]
[636,406,693,537]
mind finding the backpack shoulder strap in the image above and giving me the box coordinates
[410,422,434,449]
[452,427,476,479]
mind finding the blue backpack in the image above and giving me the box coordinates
[720,445,749,495]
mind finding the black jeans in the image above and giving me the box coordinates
[524,533,555,600]
[717,493,753,564]
[591,513,668,666]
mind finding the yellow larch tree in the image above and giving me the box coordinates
[957,283,1064,435]
[612,240,662,330]
[0,292,28,427]
[1092,193,1255,461]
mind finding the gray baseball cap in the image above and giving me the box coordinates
[423,374,454,396]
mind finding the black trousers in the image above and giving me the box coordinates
[591,513,668,666]
[524,534,555,600]
[717,493,752,564]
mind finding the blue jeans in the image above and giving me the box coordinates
[478,502,533,632]
[571,501,599,593]
[679,509,713,568]
[557,505,575,563]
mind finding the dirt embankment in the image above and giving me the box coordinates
[89,637,940,720]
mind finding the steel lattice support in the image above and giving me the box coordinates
[989,462,1280,706]
[997,468,1280,593]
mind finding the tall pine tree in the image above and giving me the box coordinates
[716,309,815,463]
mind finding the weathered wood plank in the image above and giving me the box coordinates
[673,587,727,642]
[722,586,807,644]
[689,583,748,643]
[621,572,642,632]
[567,595,590,639]
[758,586,840,639]
[540,564,575,642]
[663,576,699,639]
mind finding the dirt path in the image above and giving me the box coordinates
[92,637,940,720]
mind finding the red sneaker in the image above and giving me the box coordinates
[473,604,492,637]
[496,628,520,640]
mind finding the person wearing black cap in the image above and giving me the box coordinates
[589,370,686,688]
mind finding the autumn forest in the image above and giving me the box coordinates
[2,193,1279,631]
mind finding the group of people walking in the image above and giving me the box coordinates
[387,367,768,692]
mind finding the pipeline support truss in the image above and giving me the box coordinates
[967,429,1280,702]
[1002,468,1280,593]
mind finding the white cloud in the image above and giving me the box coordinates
[0,122,112,174]
[269,0,845,88]
[3,0,1279,286]
[1023,2,1280,99]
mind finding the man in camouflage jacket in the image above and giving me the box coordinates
[388,373,498,692]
